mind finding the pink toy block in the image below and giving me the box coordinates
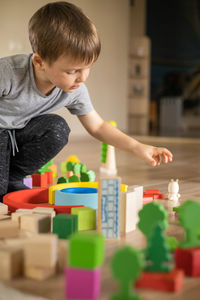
[23,177,33,189]
[65,266,101,299]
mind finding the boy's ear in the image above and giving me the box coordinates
[32,53,45,70]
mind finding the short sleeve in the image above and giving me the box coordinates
[0,59,12,97]
[66,83,94,115]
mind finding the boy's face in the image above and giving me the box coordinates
[40,54,92,93]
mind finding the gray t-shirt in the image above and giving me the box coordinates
[0,54,94,129]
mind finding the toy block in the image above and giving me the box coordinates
[145,189,160,194]
[45,171,53,185]
[57,239,68,272]
[53,213,78,239]
[48,163,57,178]
[143,193,154,204]
[32,207,56,231]
[0,246,23,280]
[98,177,121,239]
[16,208,33,214]
[136,268,184,292]
[20,214,51,233]
[69,232,104,269]
[71,207,96,231]
[24,234,58,269]
[0,202,8,214]
[175,247,200,277]
[0,220,19,238]
[24,265,56,281]
[0,215,11,221]
[57,176,68,184]
[128,185,143,211]
[32,206,56,218]
[65,266,101,299]
[12,212,27,226]
[23,176,33,188]
[54,187,98,209]
[32,173,48,187]
[120,190,138,235]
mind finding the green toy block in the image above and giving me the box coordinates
[66,161,75,171]
[71,207,96,231]
[68,232,104,269]
[73,163,82,175]
[68,175,81,182]
[80,163,87,173]
[80,172,90,182]
[53,214,78,239]
[57,176,68,184]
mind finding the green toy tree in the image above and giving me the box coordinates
[110,246,143,300]
[138,202,168,241]
[177,200,200,248]
[101,142,108,163]
[145,222,172,272]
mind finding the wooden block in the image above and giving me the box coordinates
[24,234,58,269]
[136,269,184,292]
[24,265,56,280]
[16,208,33,214]
[32,206,56,218]
[0,215,11,221]
[71,207,96,231]
[57,240,68,272]
[20,214,51,233]
[0,220,19,238]
[175,247,200,277]
[120,190,138,235]
[0,246,23,280]
[0,202,8,214]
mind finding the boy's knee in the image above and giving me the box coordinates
[48,115,71,145]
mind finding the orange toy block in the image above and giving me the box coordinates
[136,269,184,292]
[175,247,200,277]
[32,173,48,187]
[48,164,57,178]
[45,171,53,185]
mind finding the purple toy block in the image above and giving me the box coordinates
[23,177,33,189]
[65,266,101,299]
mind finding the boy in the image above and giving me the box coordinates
[0,1,172,200]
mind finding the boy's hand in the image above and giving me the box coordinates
[134,142,173,167]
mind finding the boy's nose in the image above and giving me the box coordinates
[76,70,88,83]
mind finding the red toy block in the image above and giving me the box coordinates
[159,193,165,199]
[136,269,184,292]
[3,188,84,214]
[32,173,48,187]
[45,171,53,185]
[175,247,200,277]
[145,189,160,195]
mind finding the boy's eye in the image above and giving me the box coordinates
[66,70,77,75]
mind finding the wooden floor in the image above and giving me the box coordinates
[6,136,200,300]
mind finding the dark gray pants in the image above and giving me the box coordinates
[0,114,70,197]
